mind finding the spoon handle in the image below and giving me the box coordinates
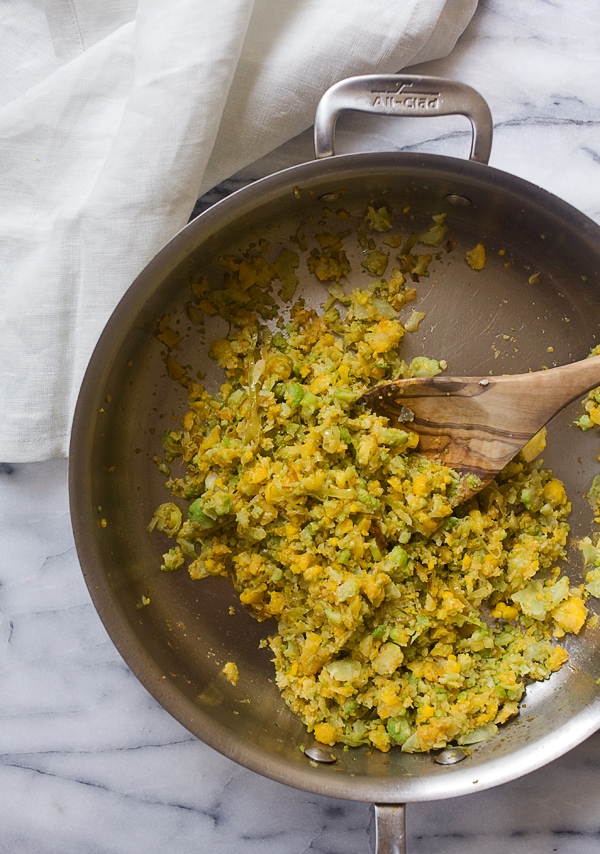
[512,353,600,408]
[482,352,600,430]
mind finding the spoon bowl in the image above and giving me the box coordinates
[361,354,600,501]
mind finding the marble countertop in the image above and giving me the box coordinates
[3,1,600,851]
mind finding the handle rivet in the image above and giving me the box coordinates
[434,747,468,765]
[446,193,472,206]
[304,746,337,764]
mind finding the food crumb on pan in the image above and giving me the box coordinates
[465,242,486,270]
[222,662,239,686]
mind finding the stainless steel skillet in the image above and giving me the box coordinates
[69,76,600,853]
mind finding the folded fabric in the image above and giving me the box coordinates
[0,0,478,462]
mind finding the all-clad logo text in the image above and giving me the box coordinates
[371,83,441,111]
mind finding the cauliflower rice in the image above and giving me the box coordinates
[149,204,597,754]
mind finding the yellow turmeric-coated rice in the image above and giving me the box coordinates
[150,204,596,753]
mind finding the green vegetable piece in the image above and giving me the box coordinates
[587,474,600,514]
[324,659,362,681]
[300,390,319,418]
[369,542,382,561]
[212,492,233,516]
[378,427,410,447]
[227,388,245,408]
[336,577,361,602]
[466,473,482,490]
[403,310,426,333]
[520,487,534,510]
[580,536,599,567]
[365,205,392,232]
[388,625,406,644]
[419,215,448,247]
[334,387,356,405]
[411,254,432,277]
[161,547,185,572]
[457,723,498,746]
[389,546,408,568]
[358,489,381,512]
[387,716,411,745]
[361,250,389,277]
[162,430,183,458]
[585,567,600,597]
[274,248,300,301]
[284,382,305,408]
[188,500,218,529]
[148,502,182,537]
[325,607,343,625]
[272,331,288,350]
[409,356,442,377]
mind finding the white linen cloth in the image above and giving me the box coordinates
[0,0,477,462]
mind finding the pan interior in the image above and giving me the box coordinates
[70,152,600,803]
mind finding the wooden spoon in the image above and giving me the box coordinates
[360,354,600,502]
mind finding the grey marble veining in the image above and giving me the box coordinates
[4,0,600,851]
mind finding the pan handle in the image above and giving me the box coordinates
[314,74,492,164]
[373,804,407,854]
